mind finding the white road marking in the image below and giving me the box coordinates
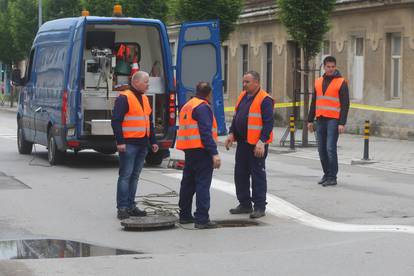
[165,173,414,234]
[0,135,17,141]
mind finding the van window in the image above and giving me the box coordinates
[35,44,68,100]
[25,49,35,83]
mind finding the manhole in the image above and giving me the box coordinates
[0,172,30,190]
[121,214,178,231]
[0,239,140,260]
[214,219,261,228]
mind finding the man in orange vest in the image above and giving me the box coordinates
[176,82,221,229]
[308,56,350,187]
[111,71,159,220]
[225,71,274,219]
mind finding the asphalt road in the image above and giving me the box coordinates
[1,109,414,276]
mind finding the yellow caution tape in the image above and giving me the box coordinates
[224,101,414,115]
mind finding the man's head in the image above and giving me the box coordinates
[131,71,149,93]
[243,71,260,94]
[196,82,212,100]
[323,56,337,76]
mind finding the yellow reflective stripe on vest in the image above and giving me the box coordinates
[178,124,199,130]
[176,135,201,141]
[248,113,261,118]
[316,95,340,102]
[316,105,341,111]
[122,127,147,131]
[248,125,263,130]
[124,116,147,121]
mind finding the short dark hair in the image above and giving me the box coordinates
[323,56,336,65]
[196,82,212,97]
[244,70,260,81]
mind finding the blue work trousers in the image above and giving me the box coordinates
[179,149,213,224]
[316,118,339,180]
[234,141,268,211]
[116,144,148,210]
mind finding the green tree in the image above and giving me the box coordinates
[81,0,114,17]
[277,0,336,146]
[120,0,169,22]
[8,0,38,61]
[176,0,243,41]
[44,0,82,21]
[0,1,15,65]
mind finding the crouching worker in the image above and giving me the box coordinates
[176,82,221,229]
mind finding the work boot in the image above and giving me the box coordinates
[194,221,218,229]
[322,179,337,187]
[179,216,195,224]
[128,207,147,217]
[249,209,266,219]
[229,204,253,214]
[117,208,130,220]
[318,176,328,185]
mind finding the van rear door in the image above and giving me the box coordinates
[176,20,226,135]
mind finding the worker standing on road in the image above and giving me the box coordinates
[176,82,221,229]
[308,56,350,187]
[225,71,274,219]
[111,71,159,220]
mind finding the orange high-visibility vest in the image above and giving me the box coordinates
[235,89,274,145]
[120,90,152,139]
[176,97,218,150]
[315,77,344,120]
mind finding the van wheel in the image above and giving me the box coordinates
[145,149,169,166]
[17,122,33,154]
[48,133,66,165]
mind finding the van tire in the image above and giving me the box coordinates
[145,149,169,166]
[17,122,33,155]
[48,133,66,165]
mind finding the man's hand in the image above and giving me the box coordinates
[254,140,265,158]
[152,144,159,153]
[117,144,126,153]
[338,125,345,134]
[212,154,221,169]
[224,133,235,150]
[308,122,314,133]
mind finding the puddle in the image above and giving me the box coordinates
[0,239,140,260]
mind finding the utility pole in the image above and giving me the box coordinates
[38,0,42,29]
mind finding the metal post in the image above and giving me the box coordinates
[289,114,295,150]
[38,0,42,29]
[363,120,370,160]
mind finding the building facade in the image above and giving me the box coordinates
[170,0,414,139]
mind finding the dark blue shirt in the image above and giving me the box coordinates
[229,90,274,143]
[111,88,157,146]
[191,97,218,156]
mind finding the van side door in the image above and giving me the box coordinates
[20,48,37,142]
[176,20,226,135]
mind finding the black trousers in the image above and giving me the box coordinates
[179,149,213,224]
[234,140,268,210]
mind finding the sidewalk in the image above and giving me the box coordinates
[219,126,414,175]
[0,102,17,113]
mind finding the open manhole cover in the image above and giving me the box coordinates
[214,219,261,228]
[0,239,140,260]
[0,172,30,190]
[121,214,178,231]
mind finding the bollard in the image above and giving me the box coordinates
[363,120,370,160]
[289,114,295,150]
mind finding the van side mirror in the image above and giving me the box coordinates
[11,69,23,86]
